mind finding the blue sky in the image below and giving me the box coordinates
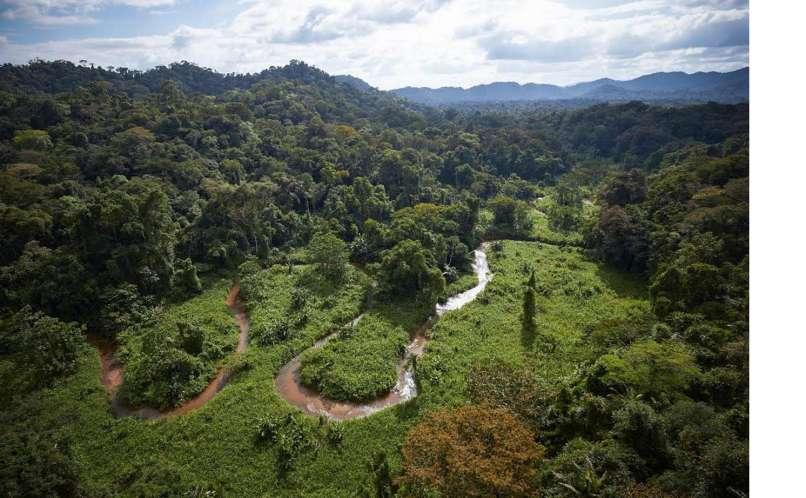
[0,1,749,89]
[0,1,240,44]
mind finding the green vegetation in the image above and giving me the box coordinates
[598,339,702,400]
[375,240,446,302]
[116,278,237,410]
[300,301,429,402]
[486,196,534,238]
[307,232,350,282]
[300,314,407,402]
[0,307,85,390]
[0,60,747,497]
[528,207,584,245]
[418,240,651,403]
[521,271,538,348]
[241,263,369,351]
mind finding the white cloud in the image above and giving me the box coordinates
[0,0,749,88]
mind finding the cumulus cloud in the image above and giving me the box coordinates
[661,15,749,50]
[482,35,595,63]
[0,0,748,88]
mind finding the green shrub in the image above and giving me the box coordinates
[598,339,701,400]
[0,306,85,386]
[538,438,639,498]
[0,429,80,498]
[252,318,292,346]
[256,414,284,443]
[326,423,346,447]
[256,413,318,475]
[612,400,670,474]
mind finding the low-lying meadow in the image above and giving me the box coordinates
[0,241,649,497]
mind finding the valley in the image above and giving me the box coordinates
[0,60,748,497]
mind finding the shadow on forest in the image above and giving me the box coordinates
[595,266,648,299]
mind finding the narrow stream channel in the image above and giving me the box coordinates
[274,246,492,420]
[96,247,491,420]
[95,284,249,419]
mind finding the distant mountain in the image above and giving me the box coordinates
[392,68,748,105]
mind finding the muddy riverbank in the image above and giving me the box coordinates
[94,284,249,419]
[275,247,492,420]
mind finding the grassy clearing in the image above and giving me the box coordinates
[299,300,430,402]
[241,264,370,358]
[0,241,648,497]
[417,240,649,408]
[527,208,583,245]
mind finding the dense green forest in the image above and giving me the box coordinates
[0,60,747,497]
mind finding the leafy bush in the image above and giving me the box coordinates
[252,318,292,346]
[597,339,701,400]
[0,306,84,386]
[177,320,205,355]
[174,257,203,296]
[326,422,346,447]
[0,429,80,498]
[256,414,285,443]
[255,413,318,474]
[539,438,640,498]
[612,400,670,475]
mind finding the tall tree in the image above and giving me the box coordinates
[308,232,348,282]
[521,271,537,348]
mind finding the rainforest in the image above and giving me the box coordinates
[0,60,748,497]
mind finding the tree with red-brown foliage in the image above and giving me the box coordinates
[397,404,544,497]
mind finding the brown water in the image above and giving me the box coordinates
[95,284,249,419]
[96,248,492,421]
[275,247,492,420]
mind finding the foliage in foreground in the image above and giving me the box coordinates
[398,404,545,497]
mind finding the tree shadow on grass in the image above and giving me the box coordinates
[595,265,649,300]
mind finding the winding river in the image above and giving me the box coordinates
[97,247,491,420]
[274,247,492,420]
[95,284,249,419]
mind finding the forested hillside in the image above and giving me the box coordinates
[0,60,748,497]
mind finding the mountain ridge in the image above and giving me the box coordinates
[391,67,749,104]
